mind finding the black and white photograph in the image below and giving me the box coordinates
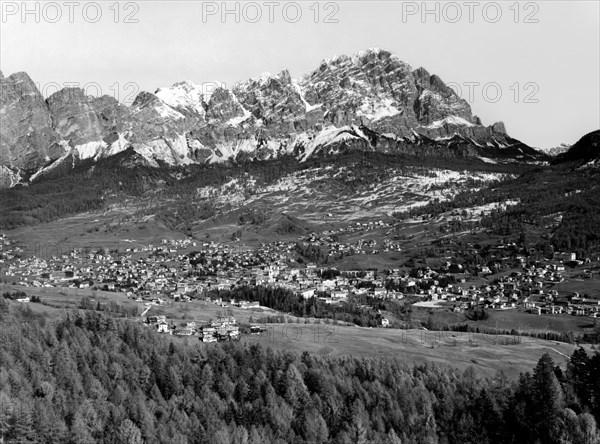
[1,1,599,443]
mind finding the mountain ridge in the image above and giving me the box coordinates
[0,48,547,188]
[551,130,600,167]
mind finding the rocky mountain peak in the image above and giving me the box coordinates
[155,80,207,118]
[276,69,292,85]
[205,87,247,124]
[131,91,184,121]
[0,48,548,188]
[46,87,105,149]
[46,87,90,108]
[0,71,60,171]
[492,122,507,134]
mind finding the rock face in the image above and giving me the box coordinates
[0,72,61,171]
[205,87,248,124]
[46,88,106,154]
[0,48,546,187]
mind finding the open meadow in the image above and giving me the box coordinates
[2,283,586,380]
[237,323,583,379]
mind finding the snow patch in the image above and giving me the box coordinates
[292,81,322,112]
[29,151,71,182]
[0,165,22,187]
[155,80,219,117]
[152,100,185,120]
[104,133,130,157]
[75,141,107,160]
[132,134,192,166]
[426,116,475,129]
[300,125,368,162]
[357,97,401,122]
[226,91,252,126]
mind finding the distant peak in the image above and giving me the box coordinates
[5,71,35,82]
[237,71,283,89]
[323,48,404,67]
[172,80,198,89]
[355,47,388,57]
[276,69,292,84]
[254,72,273,84]
[323,54,346,64]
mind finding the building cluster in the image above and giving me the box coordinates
[145,315,240,342]
[322,220,392,237]
[419,259,600,317]
[298,232,401,259]
[1,232,598,321]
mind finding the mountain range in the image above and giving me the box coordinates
[0,48,553,189]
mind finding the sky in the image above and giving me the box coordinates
[1,0,599,149]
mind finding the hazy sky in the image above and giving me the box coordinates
[1,1,598,148]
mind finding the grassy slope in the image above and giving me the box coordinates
[1,283,584,379]
[411,306,596,335]
[241,323,579,379]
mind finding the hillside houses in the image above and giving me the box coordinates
[1,229,599,325]
[144,315,240,341]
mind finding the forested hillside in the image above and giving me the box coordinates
[394,165,600,258]
[0,150,526,230]
[1,307,600,444]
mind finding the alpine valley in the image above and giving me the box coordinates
[1,48,599,256]
[2,48,600,444]
[1,48,598,248]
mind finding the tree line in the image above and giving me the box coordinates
[2,307,600,443]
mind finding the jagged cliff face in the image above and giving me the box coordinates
[0,72,60,170]
[0,49,545,187]
[301,50,422,129]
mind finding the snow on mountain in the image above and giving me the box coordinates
[212,138,261,161]
[130,93,186,121]
[155,80,208,117]
[256,72,273,84]
[292,81,322,112]
[425,115,475,129]
[1,48,547,189]
[357,97,402,122]
[235,72,275,90]
[225,91,252,126]
[132,134,193,166]
[0,165,22,188]
[353,47,385,59]
[300,125,370,162]
[75,141,108,160]
[544,143,572,156]
[104,133,131,158]
[201,164,516,223]
[28,150,72,182]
